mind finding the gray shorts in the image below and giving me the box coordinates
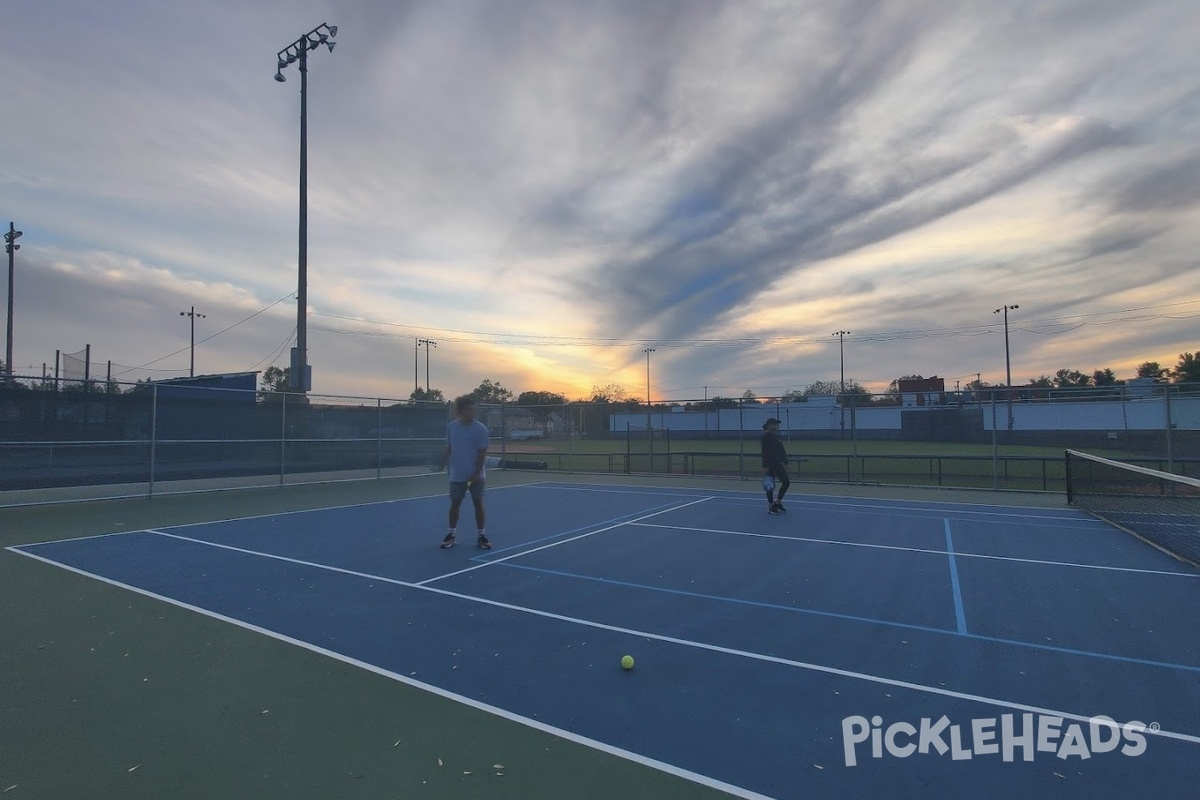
[449,480,485,503]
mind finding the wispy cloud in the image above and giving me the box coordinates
[1,0,1198,400]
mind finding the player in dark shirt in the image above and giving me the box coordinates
[760,418,790,514]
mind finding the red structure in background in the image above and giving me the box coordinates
[898,376,946,406]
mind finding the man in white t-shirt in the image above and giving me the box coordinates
[440,395,492,550]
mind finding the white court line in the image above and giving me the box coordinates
[6,483,534,551]
[535,480,1083,513]
[703,497,1098,524]
[629,522,1200,578]
[534,483,1094,524]
[8,537,1200,749]
[414,497,714,586]
[4,545,776,800]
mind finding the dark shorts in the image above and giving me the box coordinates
[765,463,789,481]
[449,480,485,503]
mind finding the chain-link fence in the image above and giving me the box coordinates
[600,384,1200,491]
[2,376,1196,499]
[0,376,458,498]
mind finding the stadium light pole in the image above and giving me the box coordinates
[274,22,337,393]
[179,306,206,377]
[994,304,1019,429]
[4,222,21,383]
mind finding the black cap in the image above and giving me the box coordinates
[763,418,782,429]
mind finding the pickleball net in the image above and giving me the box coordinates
[1065,449,1200,569]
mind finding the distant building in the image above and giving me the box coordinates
[898,376,946,407]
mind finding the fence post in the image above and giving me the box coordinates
[149,383,158,498]
[377,398,383,480]
[280,392,287,488]
[566,402,574,474]
[991,389,999,490]
[738,398,745,481]
[500,403,507,467]
[850,393,858,482]
[625,421,632,474]
[1165,384,1174,474]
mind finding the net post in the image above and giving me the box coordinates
[1064,449,1073,505]
[149,383,158,499]
[376,397,382,481]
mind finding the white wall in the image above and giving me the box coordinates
[610,396,1198,433]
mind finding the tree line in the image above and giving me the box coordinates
[398,351,1200,412]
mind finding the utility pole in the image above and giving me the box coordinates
[994,304,1019,430]
[418,339,436,392]
[831,330,850,393]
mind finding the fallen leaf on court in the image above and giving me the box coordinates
[261,710,269,715]
[463,771,472,775]
[813,764,824,770]
[1054,773,1066,779]
[4,785,17,792]
[437,758,443,766]
[128,765,140,773]
[393,740,401,747]
[493,764,505,770]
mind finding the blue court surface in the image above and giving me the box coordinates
[9,481,1200,799]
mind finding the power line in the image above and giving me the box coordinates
[246,327,297,373]
[112,292,295,377]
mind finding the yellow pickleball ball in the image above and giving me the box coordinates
[621,655,634,670]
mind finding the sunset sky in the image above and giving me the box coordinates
[2,0,1198,402]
